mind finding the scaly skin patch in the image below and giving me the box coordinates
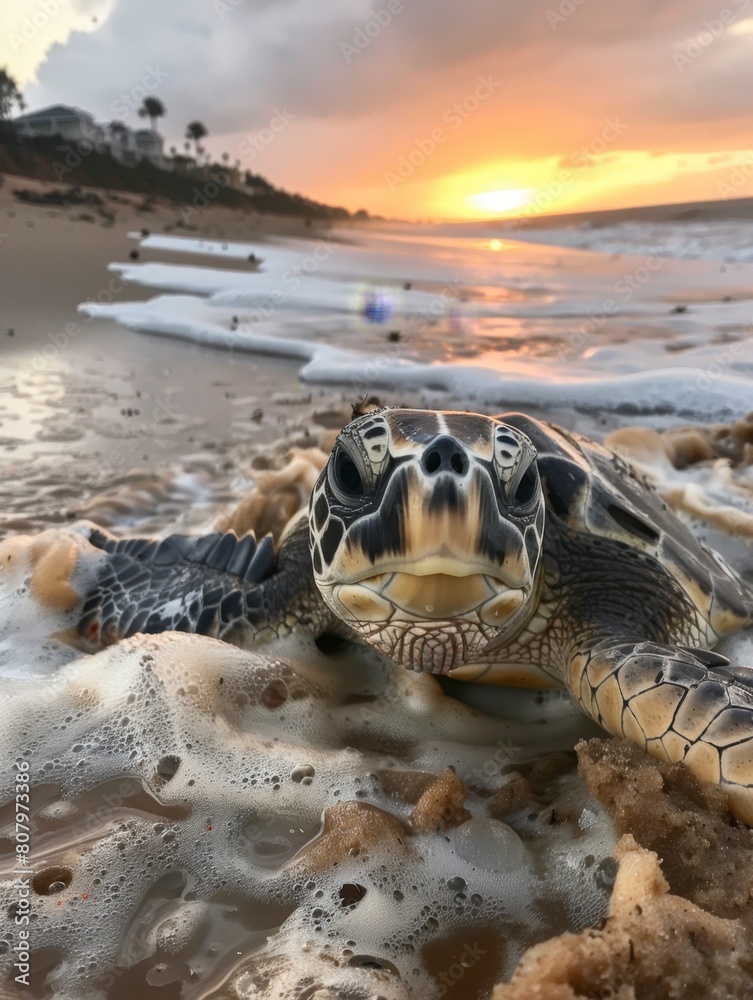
[310,409,753,817]
[17,408,752,818]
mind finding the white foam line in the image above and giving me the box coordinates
[128,232,470,286]
[79,296,753,418]
[505,220,753,264]
[111,261,261,296]
[108,261,473,317]
[321,361,753,417]
[128,232,268,262]
[128,230,606,288]
[109,260,661,321]
[80,295,331,363]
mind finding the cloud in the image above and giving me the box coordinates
[20,0,735,128]
[12,0,753,213]
[0,0,109,86]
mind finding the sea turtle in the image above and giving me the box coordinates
[14,409,753,819]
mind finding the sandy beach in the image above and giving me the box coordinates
[0,179,357,534]
[7,0,753,993]
[2,181,753,1000]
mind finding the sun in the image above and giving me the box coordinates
[469,188,532,215]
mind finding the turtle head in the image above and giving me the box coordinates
[308,409,545,673]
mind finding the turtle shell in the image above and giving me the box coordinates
[502,413,753,640]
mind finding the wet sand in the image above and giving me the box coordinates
[3,183,753,999]
[0,180,351,532]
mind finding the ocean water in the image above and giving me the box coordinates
[81,222,753,425]
[2,220,753,1000]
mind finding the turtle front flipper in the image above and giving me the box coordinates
[568,638,753,823]
[72,512,332,649]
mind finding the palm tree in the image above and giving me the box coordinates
[138,96,166,133]
[0,68,24,121]
[185,120,208,158]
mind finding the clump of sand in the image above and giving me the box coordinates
[577,738,753,923]
[494,834,752,1000]
[605,411,753,474]
[606,414,753,538]
[494,738,753,999]
[216,398,384,542]
[217,446,329,541]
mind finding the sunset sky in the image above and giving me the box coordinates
[3,0,753,220]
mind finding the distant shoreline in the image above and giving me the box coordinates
[0,131,355,223]
[440,194,753,233]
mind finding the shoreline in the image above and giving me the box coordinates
[2,178,753,1000]
[0,178,352,534]
[4,175,753,540]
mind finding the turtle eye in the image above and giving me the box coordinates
[332,448,364,497]
[511,463,538,507]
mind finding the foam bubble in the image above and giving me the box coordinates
[0,632,614,998]
[4,401,753,995]
[453,817,531,873]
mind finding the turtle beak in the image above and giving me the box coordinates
[331,444,533,627]
[338,448,532,594]
[311,411,545,672]
[334,571,528,625]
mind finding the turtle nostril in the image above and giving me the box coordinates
[421,438,468,476]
